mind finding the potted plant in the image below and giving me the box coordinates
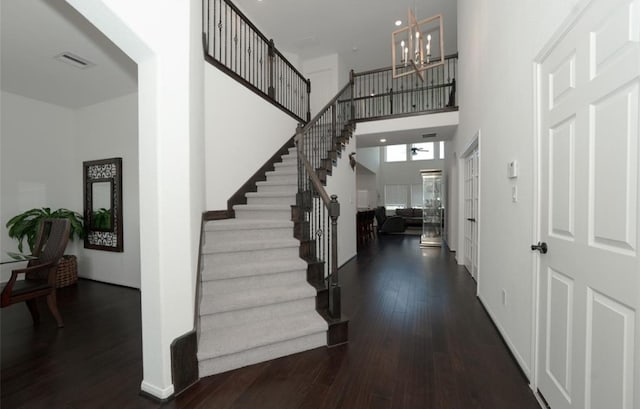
[5,208,84,288]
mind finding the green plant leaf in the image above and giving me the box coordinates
[5,207,85,253]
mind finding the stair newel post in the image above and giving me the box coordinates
[268,39,276,99]
[328,194,341,318]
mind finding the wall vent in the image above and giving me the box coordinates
[54,52,95,69]
[422,133,437,138]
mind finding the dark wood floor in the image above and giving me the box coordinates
[1,235,541,409]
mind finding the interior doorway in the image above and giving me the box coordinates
[461,137,479,282]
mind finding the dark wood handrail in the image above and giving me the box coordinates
[296,139,332,206]
[208,0,269,44]
[352,52,459,77]
[203,0,310,123]
[302,81,352,133]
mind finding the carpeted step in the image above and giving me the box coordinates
[200,297,316,332]
[203,238,299,266]
[245,191,296,206]
[233,204,292,220]
[264,170,297,183]
[204,219,293,245]
[255,180,297,194]
[272,157,296,168]
[200,281,316,315]
[202,269,306,294]
[198,310,327,376]
[201,258,308,281]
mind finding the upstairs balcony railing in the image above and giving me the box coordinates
[203,0,457,125]
[348,53,458,121]
[203,0,311,123]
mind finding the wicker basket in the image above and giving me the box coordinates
[56,255,78,288]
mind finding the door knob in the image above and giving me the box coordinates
[467,218,476,222]
[531,242,548,254]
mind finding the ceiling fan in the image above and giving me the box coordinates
[410,147,430,155]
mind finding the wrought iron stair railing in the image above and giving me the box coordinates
[295,82,354,320]
[203,0,311,123]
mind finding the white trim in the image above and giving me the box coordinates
[459,130,481,292]
[531,59,543,395]
[461,132,479,158]
[476,140,481,294]
[140,380,174,400]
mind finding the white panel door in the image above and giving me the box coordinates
[536,0,640,408]
[464,149,479,280]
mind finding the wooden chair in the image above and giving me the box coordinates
[1,219,71,328]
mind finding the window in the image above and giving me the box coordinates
[439,141,445,159]
[384,184,408,210]
[410,142,434,160]
[385,144,407,162]
[410,184,423,208]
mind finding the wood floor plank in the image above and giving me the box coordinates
[1,235,541,408]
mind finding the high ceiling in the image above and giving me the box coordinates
[233,0,458,72]
[0,0,137,109]
[0,0,457,146]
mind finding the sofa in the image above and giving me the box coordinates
[395,208,423,227]
[375,207,406,233]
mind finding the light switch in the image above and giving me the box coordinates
[508,160,518,178]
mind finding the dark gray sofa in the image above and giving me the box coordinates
[395,208,423,227]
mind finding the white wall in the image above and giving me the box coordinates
[355,147,380,210]
[75,93,140,288]
[0,90,141,287]
[356,167,377,210]
[204,64,298,210]
[0,91,77,281]
[355,146,380,174]
[67,0,205,399]
[450,0,580,380]
[325,138,357,267]
[302,53,349,116]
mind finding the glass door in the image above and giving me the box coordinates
[420,170,444,247]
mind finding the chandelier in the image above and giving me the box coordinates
[392,9,444,81]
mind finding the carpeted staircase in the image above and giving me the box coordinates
[197,146,328,377]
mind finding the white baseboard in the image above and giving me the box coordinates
[477,294,532,380]
[140,380,174,400]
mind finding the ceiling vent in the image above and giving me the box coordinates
[422,132,437,138]
[54,52,95,69]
